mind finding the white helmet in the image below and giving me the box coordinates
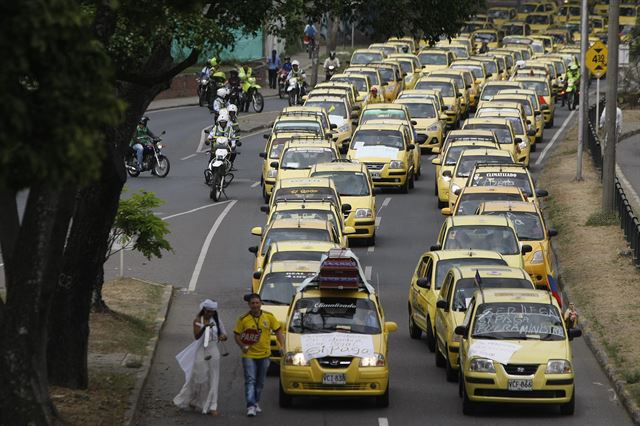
[516,60,526,69]
[217,87,228,98]
[292,60,300,67]
[227,104,238,113]
[217,110,230,123]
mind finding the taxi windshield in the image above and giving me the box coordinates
[451,64,483,78]
[376,67,395,82]
[351,52,383,65]
[456,192,524,215]
[271,209,338,229]
[353,70,380,85]
[464,123,513,144]
[281,148,336,169]
[495,99,532,115]
[415,81,454,97]
[526,14,550,24]
[305,101,347,118]
[485,211,545,240]
[396,60,413,74]
[271,251,326,262]
[471,171,532,195]
[289,297,381,334]
[404,103,437,119]
[445,145,491,165]
[419,52,447,65]
[456,154,513,177]
[274,187,338,204]
[518,4,538,13]
[517,80,550,96]
[475,32,497,42]
[481,85,519,101]
[262,228,331,255]
[260,271,317,305]
[482,61,498,74]
[432,74,464,89]
[312,171,370,196]
[274,120,322,135]
[434,258,508,289]
[351,129,404,149]
[503,24,525,36]
[451,277,534,311]
[362,109,407,122]
[334,76,367,92]
[472,302,565,340]
[489,9,510,19]
[444,225,520,255]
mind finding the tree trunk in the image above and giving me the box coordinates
[0,185,75,425]
[92,267,109,313]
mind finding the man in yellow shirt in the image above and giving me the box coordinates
[234,293,285,417]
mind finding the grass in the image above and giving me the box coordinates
[586,211,618,226]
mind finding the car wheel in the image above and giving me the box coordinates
[367,232,376,247]
[262,185,270,204]
[279,380,293,408]
[560,386,575,415]
[408,172,415,189]
[462,379,476,416]
[445,346,458,382]
[434,180,439,196]
[399,178,409,194]
[435,337,446,368]
[425,317,435,352]
[437,199,447,209]
[408,305,422,339]
[375,383,390,408]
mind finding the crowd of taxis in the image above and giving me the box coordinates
[245,10,587,413]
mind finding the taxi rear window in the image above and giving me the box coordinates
[274,187,337,204]
[471,171,532,194]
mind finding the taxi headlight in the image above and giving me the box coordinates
[355,208,373,218]
[338,123,350,133]
[450,183,461,195]
[530,250,544,264]
[267,169,278,178]
[359,353,385,367]
[284,352,309,366]
[470,357,496,373]
[441,173,452,182]
[389,160,405,169]
[545,359,572,374]
[427,123,439,132]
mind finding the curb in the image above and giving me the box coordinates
[124,279,174,426]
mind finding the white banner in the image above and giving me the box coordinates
[300,333,374,360]
[468,340,521,365]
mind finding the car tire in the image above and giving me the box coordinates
[437,199,447,209]
[560,386,575,415]
[408,172,415,189]
[462,379,476,416]
[262,185,270,204]
[425,317,436,352]
[445,346,458,382]
[375,383,390,408]
[279,380,293,408]
[408,305,422,339]
[434,180,439,196]
[399,178,409,194]
[435,337,446,368]
[367,232,376,247]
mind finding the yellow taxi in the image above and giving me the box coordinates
[502,21,532,36]
[386,54,422,89]
[368,43,400,56]
[414,77,462,127]
[516,2,546,20]
[492,51,517,77]
[446,148,516,208]
[308,84,360,112]
[425,69,473,118]
[619,5,638,26]
[456,288,581,415]
[365,118,422,180]
[442,186,527,216]
[475,102,536,151]
[526,12,554,33]
[394,97,447,153]
[477,200,557,288]
[408,249,509,352]
[477,81,524,102]
[387,36,417,53]
[350,49,386,65]
[329,74,371,104]
[257,260,322,366]
[437,43,472,60]
[466,162,548,205]
[366,62,405,101]
[512,75,555,127]
[347,122,416,193]
[303,96,358,151]
[472,29,502,50]
[450,60,492,98]
[435,266,535,381]
[396,89,448,119]
[279,106,336,137]
[544,28,573,48]
[269,177,343,211]
[531,35,556,53]
[499,88,548,141]
[593,3,608,17]
[470,56,502,82]
[344,67,384,91]
[417,49,456,73]
[487,93,543,146]
[488,6,517,28]
[461,118,526,165]
[271,138,338,185]
[309,161,377,245]
[268,115,328,140]
[280,249,397,408]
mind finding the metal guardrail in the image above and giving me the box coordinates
[587,100,640,267]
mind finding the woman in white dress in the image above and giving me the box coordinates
[174,299,228,416]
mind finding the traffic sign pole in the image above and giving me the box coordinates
[576,0,589,181]
[603,0,619,213]
[596,77,600,129]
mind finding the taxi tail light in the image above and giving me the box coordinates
[538,95,547,105]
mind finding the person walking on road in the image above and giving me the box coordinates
[174,299,228,416]
[234,293,285,417]
[267,49,281,90]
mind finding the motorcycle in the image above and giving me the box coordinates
[277,69,288,99]
[126,131,170,178]
[325,64,337,81]
[562,76,579,110]
[198,70,226,108]
[239,76,264,113]
[287,77,304,106]
[203,132,242,201]
[303,35,316,59]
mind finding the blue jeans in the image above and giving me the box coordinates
[132,143,144,167]
[242,357,270,408]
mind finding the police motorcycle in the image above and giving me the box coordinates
[203,133,242,201]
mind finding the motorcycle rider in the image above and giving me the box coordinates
[479,41,489,54]
[206,110,238,167]
[227,103,240,133]
[365,86,384,104]
[210,87,229,117]
[238,65,254,112]
[129,116,157,172]
[564,63,580,106]
[323,51,340,81]
[286,60,307,97]
[282,56,293,73]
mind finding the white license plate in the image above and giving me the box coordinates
[322,373,346,385]
[370,171,380,179]
[508,379,533,391]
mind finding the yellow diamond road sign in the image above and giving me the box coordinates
[586,40,607,78]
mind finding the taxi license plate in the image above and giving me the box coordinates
[370,171,380,179]
[323,373,346,385]
[508,379,533,391]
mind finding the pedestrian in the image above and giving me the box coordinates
[600,106,623,140]
[267,49,280,90]
[234,293,285,417]
[173,299,228,416]
[563,302,579,329]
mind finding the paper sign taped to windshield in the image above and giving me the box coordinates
[468,340,521,365]
[301,333,374,360]
[483,172,519,178]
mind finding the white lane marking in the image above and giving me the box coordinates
[161,200,232,221]
[367,245,375,253]
[251,181,261,188]
[376,197,391,215]
[375,217,381,228]
[534,110,576,167]
[426,155,435,160]
[378,418,389,426]
[181,153,197,161]
[365,266,372,281]
[188,200,237,291]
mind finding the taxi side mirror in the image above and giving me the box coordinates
[411,120,418,126]
[521,244,533,255]
[259,152,267,158]
[417,277,431,289]
[263,133,270,139]
[432,157,442,165]
[340,145,349,155]
[568,328,582,340]
[457,93,462,97]
[514,137,523,144]
[486,73,493,78]
[440,113,448,120]
[270,161,279,169]
[442,105,449,110]
[253,270,263,280]
[454,325,468,337]
[331,123,338,129]
[344,226,356,235]
[407,144,416,151]
[441,207,452,216]
[548,228,558,237]
[385,321,398,333]
[536,189,549,198]
[432,146,441,154]
[442,170,452,178]
[260,205,269,213]
[534,110,541,116]
[342,203,352,213]
[430,243,442,251]
[251,227,263,236]
[248,246,258,255]
[436,299,449,311]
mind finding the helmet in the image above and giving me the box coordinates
[217,87,228,98]
[570,64,578,71]
[329,51,336,59]
[139,116,150,125]
[227,104,238,113]
[292,60,300,67]
[209,57,218,67]
[516,60,526,69]
[217,110,230,123]
[371,86,378,94]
